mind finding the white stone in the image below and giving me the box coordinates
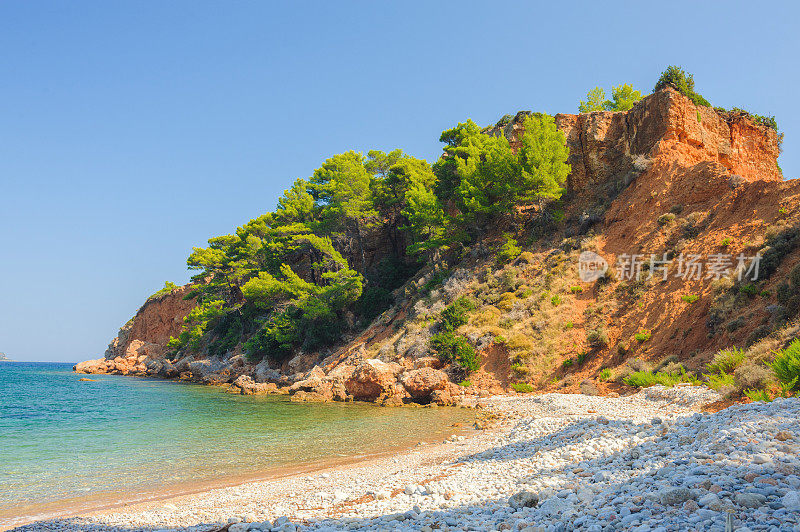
[783,490,800,511]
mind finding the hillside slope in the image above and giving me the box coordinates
[76,88,800,405]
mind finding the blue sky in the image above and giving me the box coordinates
[1,1,796,362]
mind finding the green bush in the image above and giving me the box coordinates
[570,286,583,294]
[681,294,700,303]
[511,383,535,393]
[511,362,529,374]
[148,281,178,300]
[654,66,710,107]
[578,84,644,113]
[727,107,778,130]
[739,283,758,297]
[657,213,676,226]
[439,296,476,332]
[430,331,479,372]
[760,223,800,280]
[576,351,589,364]
[705,371,735,392]
[744,388,772,402]
[208,314,243,357]
[771,339,800,390]
[706,347,746,374]
[562,358,574,369]
[587,328,609,348]
[720,237,732,247]
[625,368,698,388]
[634,329,652,342]
[424,269,451,291]
[497,234,522,264]
[182,288,201,301]
[598,368,612,381]
[551,294,562,306]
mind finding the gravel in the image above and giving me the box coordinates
[11,385,800,531]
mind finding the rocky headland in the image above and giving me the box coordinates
[74,87,800,409]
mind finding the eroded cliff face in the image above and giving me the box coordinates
[76,88,798,404]
[490,88,781,197]
[75,285,197,376]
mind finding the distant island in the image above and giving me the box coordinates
[0,352,12,362]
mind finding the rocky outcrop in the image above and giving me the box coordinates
[345,359,406,403]
[400,367,449,399]
[488,88,782,197]
[231,375,282,395]
[75,339,161,376]
[278,361,464,406]
[103,284,198,361]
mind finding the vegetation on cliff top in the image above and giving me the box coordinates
[578,83,644,113]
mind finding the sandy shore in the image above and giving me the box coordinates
[10,385,800,531]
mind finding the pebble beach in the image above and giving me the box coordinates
[12,385,800,532]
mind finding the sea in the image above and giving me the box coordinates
[0,361,472,527]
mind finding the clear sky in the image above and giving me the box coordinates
[1,1,796,362]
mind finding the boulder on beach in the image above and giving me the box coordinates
[400,367,449,399]
[345,359,403,401]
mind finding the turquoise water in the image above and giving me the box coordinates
[0,362,471,526]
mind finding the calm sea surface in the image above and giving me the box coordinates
[0,362,472,527]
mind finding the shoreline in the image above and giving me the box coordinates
[15,384,800,531]
[1,408,478,531]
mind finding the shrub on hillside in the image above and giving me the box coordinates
[771,339,800,391]
[625,367,699,388]
[516,251,535,265]
[706,371,735,392]
[148,281,178,300]
[657,213,676,226]
[654,66,710,107]
[587,328,609,348]
[733,363,773,391]
[744,388,773,402]
[439,296,476,332]
[430,332,480,372]
[706,347,746,374]
[497,234,522,264]
[760,223,800,280]
[726,107,779,130]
